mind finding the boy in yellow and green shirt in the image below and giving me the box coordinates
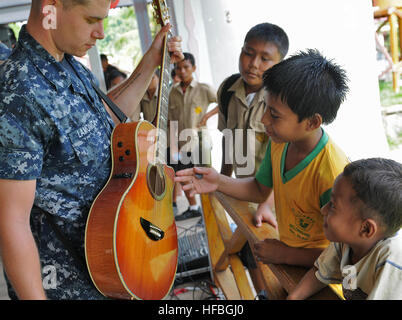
[175,49,350,282]
[255,129,347,250]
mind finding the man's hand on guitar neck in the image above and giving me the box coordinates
[148,23,184,66]
[107,23,183,124]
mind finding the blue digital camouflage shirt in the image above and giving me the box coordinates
[0,25,115,299]
[0,42,11,60]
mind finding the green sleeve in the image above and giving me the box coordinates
[320,188,332,208]
[255,139,273,188]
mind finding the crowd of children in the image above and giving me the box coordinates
[172,24,402,300]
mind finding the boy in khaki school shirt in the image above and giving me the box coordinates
[168,52,217,220]
[130,70,159,123]
[206,22,290,294]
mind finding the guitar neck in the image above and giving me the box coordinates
[154,34,171,165]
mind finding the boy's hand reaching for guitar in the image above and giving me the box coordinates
[175,167,219,197]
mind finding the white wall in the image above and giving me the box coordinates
[173,0,394,164]
[172,0,215,86]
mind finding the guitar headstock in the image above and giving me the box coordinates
[152,0,171,27]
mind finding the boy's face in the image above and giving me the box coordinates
[239,39,281,94]
[175,59,195,83]
[261,93,310,144]
[321,174,364,244]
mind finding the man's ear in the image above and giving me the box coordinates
[306,113,322,131]
[44,0,58,7]
[359,219,378,239]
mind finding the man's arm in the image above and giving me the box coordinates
[106,24,183,124]
[0,179,46,300]
[198,106,218,128]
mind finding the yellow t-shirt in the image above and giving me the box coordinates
[256,130,349,249]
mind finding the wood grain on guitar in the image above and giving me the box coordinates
[84,0,178,300]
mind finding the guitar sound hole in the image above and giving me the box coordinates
[147,164,166,199]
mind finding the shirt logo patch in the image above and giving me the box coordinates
[294,211,315,232]
[194,106,202,114]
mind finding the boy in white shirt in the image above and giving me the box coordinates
[288,158,402,300]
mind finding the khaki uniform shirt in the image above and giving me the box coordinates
[140,91,158,123]
[129,90,158,123]
[315,231,402,300]
[217,76,268,178]
[168,79,217,151]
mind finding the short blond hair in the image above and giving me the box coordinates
[61,0,90,9]
[31,0,90,12]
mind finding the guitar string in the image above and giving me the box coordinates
[153,29,171,223]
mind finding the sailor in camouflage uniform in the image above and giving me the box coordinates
[0,0,183,300]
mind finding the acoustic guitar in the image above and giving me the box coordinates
[85,0,178,300]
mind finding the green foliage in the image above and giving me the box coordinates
[99,5,161,73]
[387,129,402,150]
[98,7,142,72]
[379,80,402,150]
[8,22,23,40]
[378,80,402,107]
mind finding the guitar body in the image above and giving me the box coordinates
[85,121,178,300]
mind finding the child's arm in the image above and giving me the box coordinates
[287,267,327,300]
[197,106,218,127]
[254,240,323,268]
[254,199,277,229]
[175,166,271,203]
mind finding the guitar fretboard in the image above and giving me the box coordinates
[154,33,171,165]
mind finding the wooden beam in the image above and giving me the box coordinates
[215,228,247,271]
[213,191,340,300]
[200,194,227,270]
[214,269,241,300]
[389,12,400,92]
[229,255,255,300]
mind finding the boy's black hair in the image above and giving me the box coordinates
[343,158,402,237]
[263,49,349,124]
[244,22,289,60]
[181,52,196,67]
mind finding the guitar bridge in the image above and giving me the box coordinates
[140,217,165,241]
